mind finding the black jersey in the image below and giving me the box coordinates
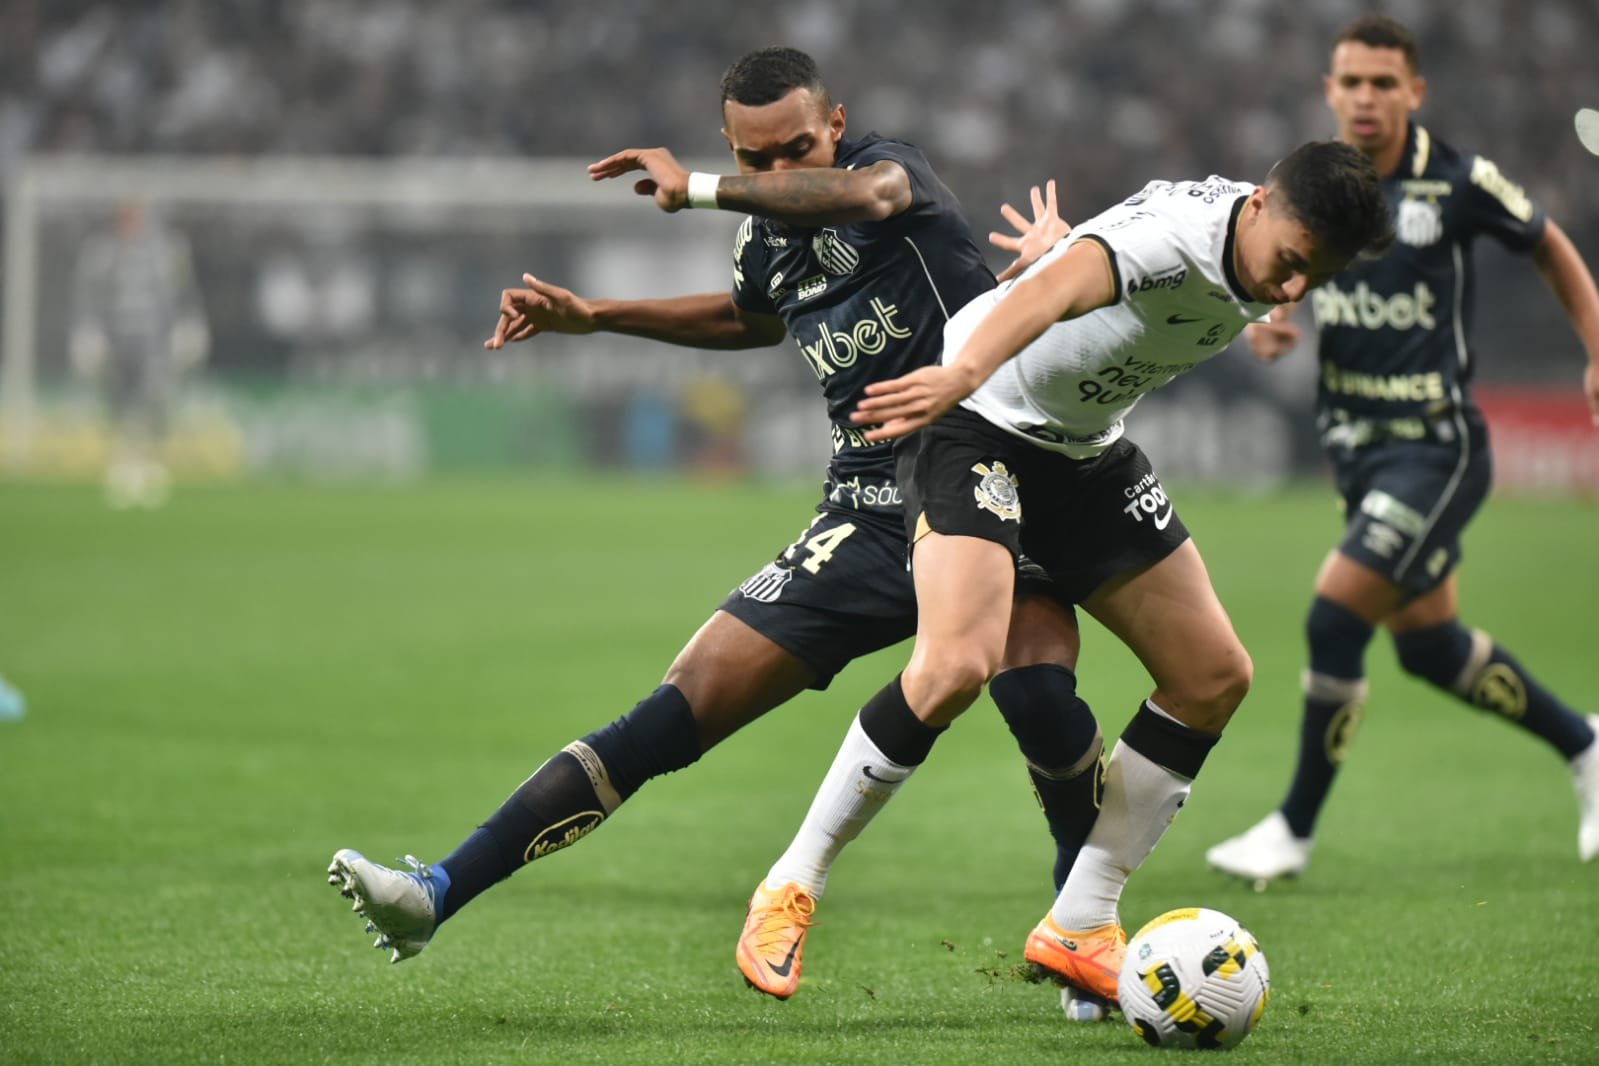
[730,134,995,515]
[1308,123,1546,428]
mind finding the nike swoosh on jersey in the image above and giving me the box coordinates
[1153,502,1176,530]
[1166,313,1204,325]
[765,939,802,977]
[862,765,908,784]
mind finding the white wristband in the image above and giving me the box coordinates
[686,171,721,210]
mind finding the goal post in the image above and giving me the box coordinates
[0,153,840,480]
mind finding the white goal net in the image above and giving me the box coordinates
[1,153,833,481]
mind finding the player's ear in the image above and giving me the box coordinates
[1248,184,1270,219]
[1409,74,1427,112]
[829,104,846,144]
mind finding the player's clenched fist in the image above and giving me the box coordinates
[1244,319,1302,362]
[589,147,691,212]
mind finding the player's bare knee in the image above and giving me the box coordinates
[1173,650,1251,731]
[660,666,765,749]
[904,650,993,718]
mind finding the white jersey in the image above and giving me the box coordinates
[952,176,1274,458]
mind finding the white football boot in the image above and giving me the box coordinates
[1205,811,1313,889]
[327,849,446,962]
[1573,716,1599,862]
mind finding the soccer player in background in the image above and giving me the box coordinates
[736,142,1392,1004]
[1206,15,1599,884]
[69,199,210,509]
[327,47,1105,1003]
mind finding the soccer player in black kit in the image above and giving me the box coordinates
[325,47,1104,1000]
[1207,15,1599,883]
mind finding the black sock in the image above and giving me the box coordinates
[988,664,1103,891]
[857,674,943,766]
[1120,700,1221,778]
[1279,597,1373,838]
[1394,622,1597,759]
[1279,682,1367,838]
[435,684,701,923]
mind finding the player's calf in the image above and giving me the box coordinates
[1393,622,1595,758]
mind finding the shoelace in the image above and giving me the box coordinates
[752,887,817,951]
[399,854,433,880]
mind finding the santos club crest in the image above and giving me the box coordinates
[812,228,861,275]
[971,461,1021,521]
[1395,198,1443,247]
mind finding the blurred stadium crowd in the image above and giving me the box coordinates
[1,0,1595,484]
[6,0,1593,227]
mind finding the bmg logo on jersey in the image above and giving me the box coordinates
[1122,473,1175,530]
[1129,267,1188,294]
[799,297,912,379]
[1311,280,1437,332]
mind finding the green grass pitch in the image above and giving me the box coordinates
[1,476,1594,1064]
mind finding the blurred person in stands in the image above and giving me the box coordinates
[1207,15,1599,885]
[70,199,210,509]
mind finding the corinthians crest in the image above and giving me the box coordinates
[971,461,1021,522]
[812,228,861,275]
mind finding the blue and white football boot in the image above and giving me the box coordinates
[327,849,449,963]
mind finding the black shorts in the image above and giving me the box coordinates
[1330,407,1491,597]
[895,407,1191,604]
[716,507,918,690]
[717,500,1072,690]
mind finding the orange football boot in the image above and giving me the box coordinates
[735,882,817,999]
[1024,913,1127,1002]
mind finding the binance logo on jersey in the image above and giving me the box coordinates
[1311,280,1437,332]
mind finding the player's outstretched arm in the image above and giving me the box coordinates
[1530,220,1599,424]
[590,147,911,227]
[990,180,1071,283]
[485,273,785,351]
[851,239,1116,442]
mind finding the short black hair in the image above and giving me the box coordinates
[719,46,830,110]
[1267,141,1394,259]
[1334,15,1421,72]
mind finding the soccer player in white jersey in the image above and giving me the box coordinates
[735,141,1392,1005]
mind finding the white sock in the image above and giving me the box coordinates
[1050,738,1192,931]
[764,713,918,897]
